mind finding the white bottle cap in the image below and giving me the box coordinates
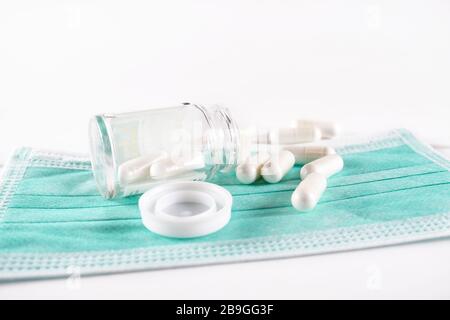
[138,181,232,238]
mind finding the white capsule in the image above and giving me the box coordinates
[300,154,344,180]
[118,152,168,185]
[296,120,341,139]
[150,156,205,180]
[236,153,270,184]
[261,150,295,183]
[283,145,336,164]
[291,172,327,212]
[270,126,321,145]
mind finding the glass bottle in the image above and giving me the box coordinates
[89,102,261,198]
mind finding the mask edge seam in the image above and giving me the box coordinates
[396,129,450,170]
[0,148,33,222]
[0,211,449,279]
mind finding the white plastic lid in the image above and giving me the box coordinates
[138,181,232,238]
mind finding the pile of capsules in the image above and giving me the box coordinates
[236,120,344,212]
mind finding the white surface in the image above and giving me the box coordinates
[0,0,450,299]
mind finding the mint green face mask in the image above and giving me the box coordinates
[1,129,450,281]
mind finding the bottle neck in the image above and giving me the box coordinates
[190,103,241,172]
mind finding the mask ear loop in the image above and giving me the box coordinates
[430,144,450,161]
[431,144,450,150]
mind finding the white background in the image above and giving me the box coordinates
[0,0,449,299]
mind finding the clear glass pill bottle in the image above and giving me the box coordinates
[89,103,255,199]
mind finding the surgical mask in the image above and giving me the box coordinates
[0,129,449,281]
